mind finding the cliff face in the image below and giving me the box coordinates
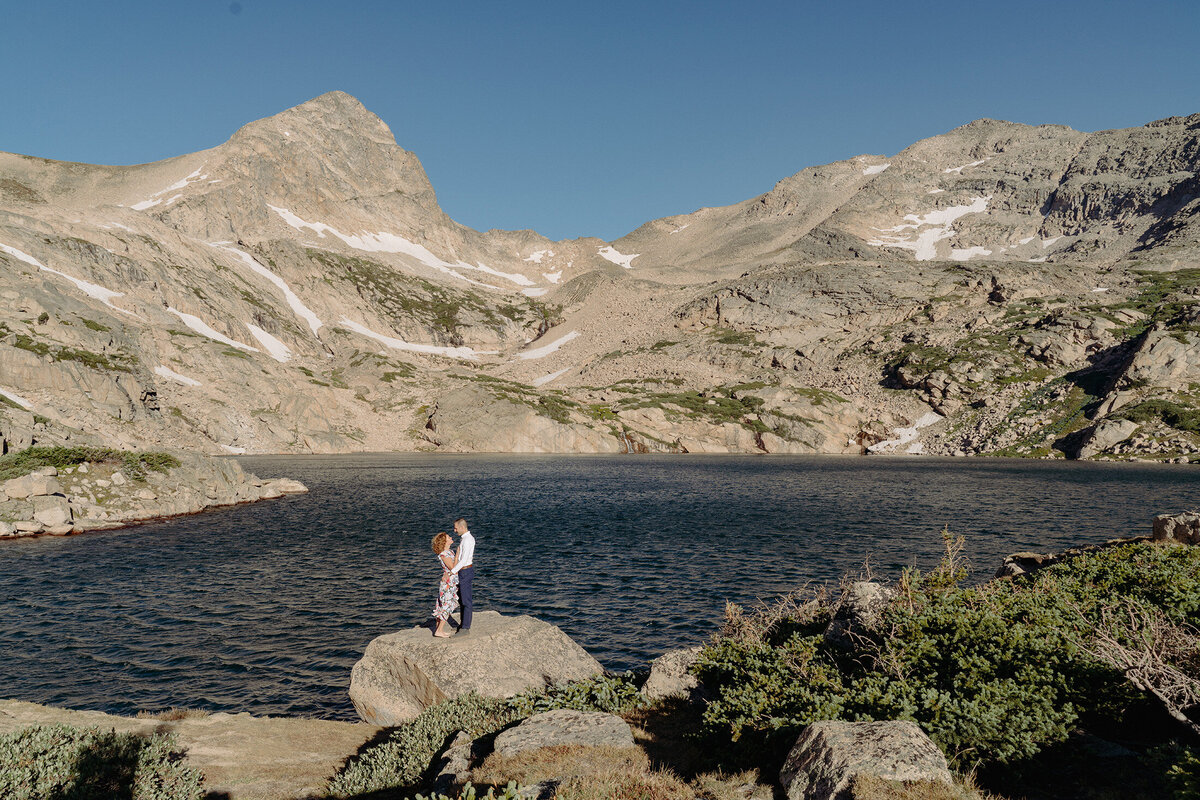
[1,95,1198,459]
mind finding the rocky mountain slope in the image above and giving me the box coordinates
[1,92,1197,460]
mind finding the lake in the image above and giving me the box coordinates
[1,454,1196,720]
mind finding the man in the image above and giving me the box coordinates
[451,517,474,635]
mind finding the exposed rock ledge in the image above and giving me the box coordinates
[0,453,307,540]
[0,699,379,800]
[349,610,603,725]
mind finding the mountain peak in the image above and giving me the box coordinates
[229,91,397,149]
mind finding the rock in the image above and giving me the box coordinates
[32,495,72,528]
[34,466,58,477]
[2,473,64,499]
[0,521,15,537]
[995,551,1060,578]
[1076,418,1140,459]
[431,730,474,795]
[349,611,603,725]
[779,720,953,800]
[110,471,127,486]
[44,524,73,536]
[641,647,701,701]
[77,463,88,474]
[825,581,896,648]
[134,488,157,501]
[1153,511,1200,545]
[13,520,43,533]
[491,709,635,758]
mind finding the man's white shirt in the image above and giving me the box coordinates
[452,531,475,574]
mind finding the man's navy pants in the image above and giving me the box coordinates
[457,566,474,630]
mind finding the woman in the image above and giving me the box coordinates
[431,531,459,638]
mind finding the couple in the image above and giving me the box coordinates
[430,517,475,638]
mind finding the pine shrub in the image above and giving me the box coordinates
[693,541,1200,772]
[0,723,204,800]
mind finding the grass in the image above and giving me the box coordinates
[1115,399,1200,435]
[1111,268,1200,337]
[0,446,180,482]
[12,333,137,372]
[712,328,766,348]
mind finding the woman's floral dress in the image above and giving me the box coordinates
[433,548,459,621]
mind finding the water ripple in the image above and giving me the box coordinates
[1,454,1197,719]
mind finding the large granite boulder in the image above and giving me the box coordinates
[349,611,603,725]
[780,720,953,800]
[1153,511,1200,545]
[640,647,701,701]
[491,709,634,758]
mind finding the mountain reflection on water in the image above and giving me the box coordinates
[1,454,1197,719]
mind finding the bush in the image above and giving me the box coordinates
[0,446,180,482]
[0,723,204,800]
[327,694,521,797]
[510,672,644,716]
[694,541,1200,772]
[329,674,646,797]
[412,783,523,800]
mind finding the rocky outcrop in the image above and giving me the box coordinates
[640,647,702,701]
[490,709,635,758]
[348,611,603,725]
[779,720,953,800]
[0,455,307,539]
[1153,511,1200,544]
[1074,418,1141,459]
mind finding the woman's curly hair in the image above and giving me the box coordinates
[431,532,450,554]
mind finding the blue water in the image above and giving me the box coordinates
[0,454,1196,720]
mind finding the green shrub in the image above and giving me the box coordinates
[694,541,1200,772]
[0,723,204,800]
[413,782,523,800]
[510,672,644,716]
[327,694,522,797]
[0,446,181,482]
[329,674,646,797]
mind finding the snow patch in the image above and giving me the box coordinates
[518,330,580,361]
[209,242,323,337]
[246,324,292,362]
[130,167,207,211]
[867,412,944,454]
[862,163,890,175]
[1018,236,1036,245]
[338,317,493,360]
[950,246,992,261]
[543,271,562,284]
[670,223,690,234]
[268,205,523,288]
[0,386,32,409]
[532,366,571,387]
[943,159,988,174]
[166,307,258,352]
[1092,287,1110,293]
[1,241,139,317]
[1027,257,1048,263]
[154,365,202,387]
[597,246,638,269]
[522,287,548,298]
[101,222,136,233]
[524,249,554,263]
[866,197,991,261]
[1042,236,1061,248]
[927,188,944,194]
[221,444,247,454]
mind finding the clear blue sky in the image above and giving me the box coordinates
[3,1,1198,241]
